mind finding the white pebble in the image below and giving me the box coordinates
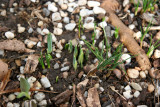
[8,94,16,101]
[61,66,70,72]
[57,23,63,28]
[81,35,86,40]
[121,54,131,65]
[99,41,105,49]
[7,102,13,107]
[20,66,25,74]
[67,7,74,12]
[18,25,25,33]
[34,92,45,102]
[54,28,63,35]
[99,87,104,92]
[124,85,131,91]
[48,3,58,12]
[140,71,146,78]
[127,69,139,79]
[0,50,4,56]
[137,105,148,107]
[24,39,37,49]
[60,10,68,17]
[148,84,154,93]
[99,21,107,28]
[154,49,160,58]
[87,1,100,7]
[63,17,70,23]
[79,41,84,45]
[41,75,51,88]
[52,12,62,21]
[123,0,129,7]
[56,53,61,58]
[130,82,142,91]
[42,28,49,35]
[13,103,20,107]
[37,42,42,47]
[28,27,33,33]
[65,23,76,31]
[83,23,94,30]
[134,91,140,97]
[133,31,141,39]
[54,63,59,69]
[80,9,94,17]
[5,31,15,39]
[38,21,43,27]
[38,100,47,106]
[61,4,68,10]
[78,0,87,6]
[129,24,135,30]
[1,10,6,16]
[123,90,133,99]
[93,6,106,14]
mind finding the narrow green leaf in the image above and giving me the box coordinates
[47,33,52,54]
[20,78,30,93]
[17,92,30,99]
[78,46,84,68]
[74,45,78,57]
[73,55,78,71]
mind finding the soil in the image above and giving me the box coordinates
[0,0,160,107]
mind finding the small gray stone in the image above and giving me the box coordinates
[38,100,47,106]
[130,82,142,91]
[61,66,70,72]
[34,92,45,102]
[43,8,50,16]
[65,23,76,31]
[52,12,61,22]
[105,26,111,37]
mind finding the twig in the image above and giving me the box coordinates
[143,26,160,31]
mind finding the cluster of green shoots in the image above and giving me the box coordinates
[65,41,88,71]
[39,33,53,69]
[134,0,158,15]
[17,78,31,99]
[78,16,84,38]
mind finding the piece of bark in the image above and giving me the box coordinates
[76,79,89,107]
[52,90,73,105]
[0,60,8,81]
[71,84,76,107]
[0,40,35,53]
[86,87,101,107]
[101,0,151,70]
[24,55,39,73]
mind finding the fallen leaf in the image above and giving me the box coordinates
[24,55,39,73]
[101,0,120,12]
[0,60,8,81]
[0,40,35,53]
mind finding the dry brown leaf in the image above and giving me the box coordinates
[0,40,35,53]
[86,87,101,107]
[24,55,39,73]
[101,0,119,12]
[0,60,8,81]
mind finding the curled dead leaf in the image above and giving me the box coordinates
[0,60,8,81]
[24,55,39,73]
[149,68,160,79]
[113,69,122,79]
[0,40,35,53]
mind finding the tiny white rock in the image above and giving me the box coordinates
[133,31,141,39]
[52,12,62,22]
[34,92,45,102]
[99,87,104,92]
[8,94,16,101]
[127,69,139,79]
[1,10,6,16]
[18,26,25,33]
[20,66,25,74]
[42,28,50,35]
[56,53,61,58]
[61,66,70,72]
[99,41,105,49]
[38,100,47,106]
[48,3,58,12]
[148,84,154,93]
[78,0,87,6]
[65,23,76,31]
[13,103,20,107]
[41,75,51,88]
[54,28,63,35]
[124,85,131,91]
[80,9,94,17]
[140,71,146,78]
[123,0,129,7]
[28,27,33,33]
[123,90,133,99]
[137,105,148,107]
[87,1,100,7]
[0,50,4,56]
[60,10,68,17]
[134,91,140,98]
[57,23,63,28]
[38,21,44,27]
[130,82,142,91]
[7,102,13,107]
[99,21,107,28]
[5,31,15,39]
[154,49,160,58]
[121,54,131,65]
[37,42,42,47]
[129,24,135,30]
[84,23,94,30]
[93,6,106,14]
[61,4,68,10]
[63,17,70,23]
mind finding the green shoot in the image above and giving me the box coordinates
[134,0,140,15]
[65,41,73,53]
[85,49,89,62]
[45,53,52,69]
[38,52,45,69]
[92,23,97,46]
[73,55,78,71]
[147,35,160,58]
[17,78,30,99]
[114,27,119,39]
[140,21,152,48]
[142,0,157,13]
[78,45,84,68]
[73,46,78,71]
[56,76,59,83]
[78,16,84,38]
[47,33,52,54]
